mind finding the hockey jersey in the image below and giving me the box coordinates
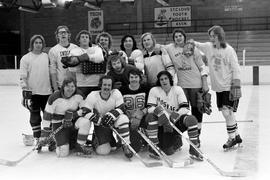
[147,86,189,115]
[83,89,124,116]
[42,90,84,128]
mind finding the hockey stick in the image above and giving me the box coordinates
[110,126,162,168]
[0,125,63,167]
[169,122,246,177]
[137,128,193,168]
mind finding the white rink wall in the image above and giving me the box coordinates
[0,66,270,85]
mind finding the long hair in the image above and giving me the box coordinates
[120,34,138,51]
[75,30,92,47]
[95,32,113,49]
[156,70,174,86]
[28,34,46,52]
[140,32,156,51]
[107,51,126,71]
[54,25,71,43]
[208,25,227,48]
[172,28,187,43]
[60,76,77,97]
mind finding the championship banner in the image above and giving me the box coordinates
[154,6,191,28]
[88,10,104,35]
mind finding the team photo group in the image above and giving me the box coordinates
[19,24,243,165]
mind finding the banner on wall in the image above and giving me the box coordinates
[88,10,104,35]
[154,6,191,28]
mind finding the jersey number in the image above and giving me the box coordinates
[124,96,145,110]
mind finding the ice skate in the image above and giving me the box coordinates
[122,144,133,159]
[148,147,160,160]
[235,134,243,147]
[223,138,237,151]
[48,140,56,152]
[189,145,203,161]
[74,143,93,157]
[35,138,42,153]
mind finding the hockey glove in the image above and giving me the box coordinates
[61,56,80,68]
[170,111,181,124]
[153,106,172,132]
[229,79,242,101]
[183,42,195,57]
[101,109,122,127]
[132,109,144,120]
[21,90,33,111]
[87,109,102,125]
[62,111,73,128]
[130,117,141,130]
[39,128,52,146]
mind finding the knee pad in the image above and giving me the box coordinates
[144,113,157,124]
[75,117,91,130]
[183,115,198,127]
[56,144,69,157]
[96,143,111,155]
[114,114,129,128]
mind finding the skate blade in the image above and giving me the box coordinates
[223,145,242,152]
[75,152,92,158]
[189,154,203,161]
[149,154,161,160]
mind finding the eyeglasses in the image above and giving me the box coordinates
[58,31,68,35]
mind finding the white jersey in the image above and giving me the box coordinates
[165,43,206,88]
[48,43,78,87]
[147,86,188,115]
[83,89,124,116]
[195,42,240,92]
[19,52,52,95]
[143,49,175,86]
[69,45,104,87]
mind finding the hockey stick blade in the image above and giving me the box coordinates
[169,122,246,177]
[137,129,193,168]
[110,127,162,168]
[0,125,64,167]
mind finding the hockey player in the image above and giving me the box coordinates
[165,28,209,145]
[190,25,242,150]
[146,70,203,160]
[82,75,133,158]
[107,51,139,89]
[66,30,105,97]
[120,68,149,152]
[49,25,78,92]
[41,77,93,157]
[120,34,144,72]
[141,32,175,87]
[19,35,52,146]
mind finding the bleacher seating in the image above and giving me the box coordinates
[111,30,270,66]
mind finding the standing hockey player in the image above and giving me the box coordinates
[82,75,133,158]
[41,77,93,157]
[49,25,78,92]
[19,35,52,146]
[165,28,209,145]
[66,30,105,97]
[120,68,149,152]
[191,25,242,150]
[146,71,203,160]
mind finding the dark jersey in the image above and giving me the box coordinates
[120,84,149,111]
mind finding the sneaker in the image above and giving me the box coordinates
[223,138,237,149]
[74,143,93,156]
[189,145,203,161]
[148,147,160,160]
[122,144,133,159]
